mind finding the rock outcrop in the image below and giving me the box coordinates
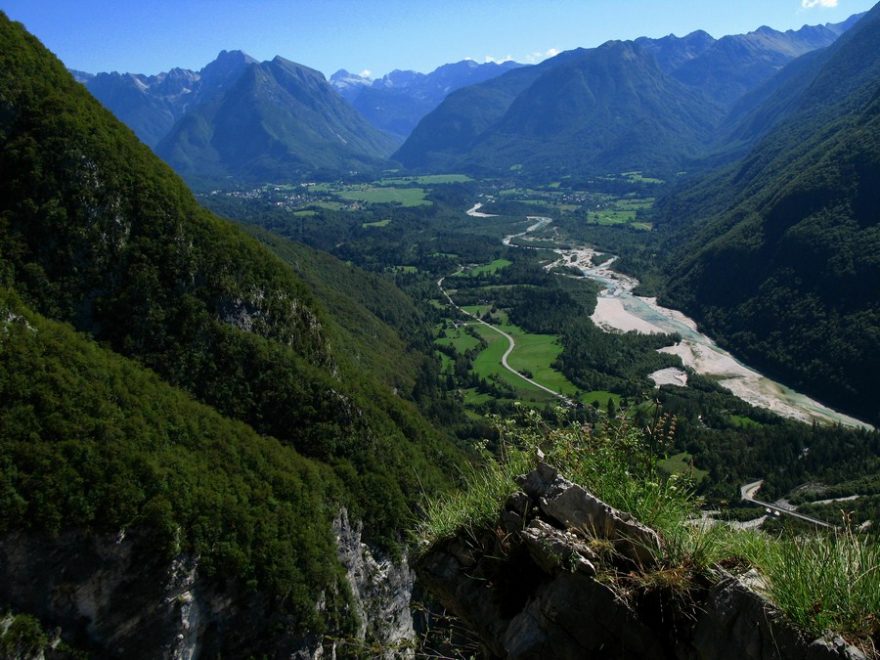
[0,521,417,659]
[417,462,868,659]
[0,529,329,658]
[334,509,416,658]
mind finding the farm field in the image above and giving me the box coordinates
[338,186,431,206]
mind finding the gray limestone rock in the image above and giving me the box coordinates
[333,508,416,658]
[693,573,868,660]
[416,465,874,660]
[519,519,596,576]
[519,462,662,564]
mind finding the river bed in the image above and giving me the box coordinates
[544,246,872,429]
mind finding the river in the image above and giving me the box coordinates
[502,216,872,430]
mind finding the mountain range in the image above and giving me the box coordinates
[76,54,520,184]
[658,4,880,424]
[395,16,860,176]
[330,59,523,141]
[154,55,397,183]
[75,15,861,184]
[77,50,397,183]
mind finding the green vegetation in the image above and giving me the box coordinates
[240,226,432,394]
[0,289,351,629]
[581,390,621,408]
[729,414,762,429]
[659,451,709,483]
[741,529,880,641]
[660,6,880,425]
[621,171,664,184]
[586,197,653,230]
[338,186,430,206]
[362,218,392,228]
[436,324,481,354]
[438,249,677,413]
[0,613,48,659]
[419,413,880,646]
[313,200,346,211]
[456,258,512,277]
[468,324,553,401]
[0,15,467,646]
[418,413,700,551]
[379,174,472,185]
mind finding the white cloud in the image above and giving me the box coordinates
[358,69,372,79]
[523,47,560,64]
[483,54,514,64]
[801,0,838,8]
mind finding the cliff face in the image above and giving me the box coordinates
[334,509,417,658]
[0,518,417,659]
[416,463,867,659]
[0,530,317,658]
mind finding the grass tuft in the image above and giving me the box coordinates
[740,528,880,642]
[415,409,880,647]
[417,450,532,544]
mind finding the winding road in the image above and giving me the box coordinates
[437,271,574,407]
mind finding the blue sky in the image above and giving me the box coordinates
[1,0,875,78]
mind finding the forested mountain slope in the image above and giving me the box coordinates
[0,12,462,653]
[240,224,432,396]
[396,42,722,176]
[0,286,351,655]
[395,17,857,176]
[660,4,880,425]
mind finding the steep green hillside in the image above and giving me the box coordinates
[396,42,722,176]
[471,41,722,175]
[242,226,429,395]
[661,5,880,425]
[0,287,349,630]
[0,11,462,560]
[156,56,397,182]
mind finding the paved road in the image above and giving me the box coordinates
[740,480,836,529]
[437,272,574,407]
